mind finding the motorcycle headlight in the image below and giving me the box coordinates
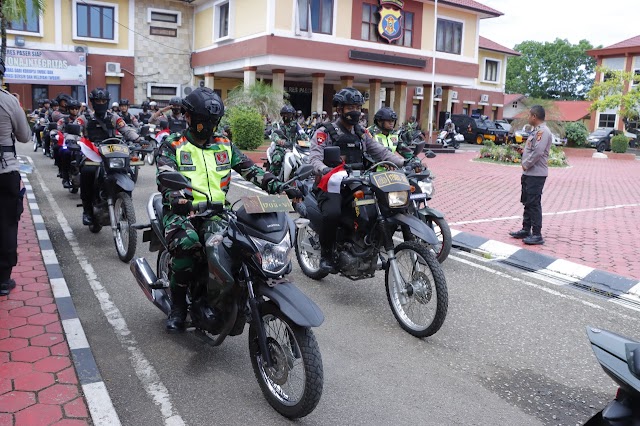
[250,232,292,275]
[108,158,126,169]
[417,180,434,198]
[388,191,409,208]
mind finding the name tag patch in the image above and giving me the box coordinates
[178,166,196,171]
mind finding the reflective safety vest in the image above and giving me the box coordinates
[373,132,399,153]
[174,136,233,205]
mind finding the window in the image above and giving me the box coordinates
[215,1,229,39]
[512,101,518,108]
[77,2,115,40]
[298,0,333,35]
[360,3,413,47]
[632,70,640,87]
[9,0,39,33]
[484,59,499,82]
[603,71,615,83]
[150,27,177,37]
[598,114,616,128]
[436,18,462,54]
[71,86,86,103]
[150,11,177,23]
[147,84,179,98]
[32,86,48,110]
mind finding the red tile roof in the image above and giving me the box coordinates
[504,93,525,105]
[439,0,503,17]
[603,35,640,50]
[553,101,592,122]
[479,36,520,56]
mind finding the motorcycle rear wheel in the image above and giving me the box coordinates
[295,226,328,280]
[145,151,155,165]
[113,192,137,262]
[249,302,323,419]
[385,241,448,338]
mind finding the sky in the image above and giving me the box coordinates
[477,0,638,50]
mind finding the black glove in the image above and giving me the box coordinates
[322,167,332,175]
[169,191,193,215]
[284,187,304,200]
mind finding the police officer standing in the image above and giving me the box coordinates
[0,57,32,295]
[509,105,552,245]
[309,87,406,272]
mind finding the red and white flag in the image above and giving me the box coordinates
[317,163,347,194]
[78,137,102,162]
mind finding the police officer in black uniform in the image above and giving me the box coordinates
[309,87,406,272]
[0,57,32,295]
[118,98,139,128]
[80,88,142,225]
[150,96,187,134]
[137,101,152,124]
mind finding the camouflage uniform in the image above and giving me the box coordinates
[269,120,308,177]
[367,124,413,160]
[156,129,277,294]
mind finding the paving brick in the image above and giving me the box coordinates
[0,378,12,395]
[51,419,90,426]
[45,323,62,334]
[22,283,50,293]
[41,304,58,314]
[38,290,54,298]
[30,333,64,348]
[0,352,7,363]
[34,356,71,373]
[0,316,27,330]
[63,397,89,418]
[11,325,45,339]
[13,371,55,392]
[11,346,49,363]
[38,384,78,405]
[0,299,24,311]
[9,306,41,318]
[14,404,62,425]
[0,329,9,339]
[55,367,78,385]
[21,270,48,279]
[8,291,38,302]
[0,310,7,319]
[0,391,36,412]
[0,413,12,425]
[24,296,54,307]
[27,313,59,326]
[0,337,28,352]
[0,362,32,379]
[49,342,70,357]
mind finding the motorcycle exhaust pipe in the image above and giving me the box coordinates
[130,258,171,315]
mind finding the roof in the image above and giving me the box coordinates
[439,0,503,18]
[514,100,592,121]
[603,35,640,50]
[504,93,525,105]
[479,36,520,56]
[587,35,640,57]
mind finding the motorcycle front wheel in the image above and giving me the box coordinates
[113,192,137,262]
[385,241,448,338]
[295,226,328,280]
[33,135,39,152]
[424,216,452,263]
[249,302,323,419]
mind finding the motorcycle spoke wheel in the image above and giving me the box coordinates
[113,192,137,262]
[424,217,452,264]
[385,241,448,338]
[295,227,328,280]
[249,302,323,419]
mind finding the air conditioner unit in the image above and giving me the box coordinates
[451,90,458,100]
[415,87,424,96]
[480,94,489,103]
[434,86,443,97]
[363,91,370,101]
[182,85,195,96]
[74,46,86,53]
[106,62,121,74]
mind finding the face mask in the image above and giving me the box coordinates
[191,118,215,141]
[342,111,361,125]
[172,108,181,116]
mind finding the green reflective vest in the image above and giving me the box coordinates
[373,132,399,153]
[174,136,233,205]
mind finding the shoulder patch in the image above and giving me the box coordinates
[115,117,125,127]
[536,131,543,141]
[316,131,327,145]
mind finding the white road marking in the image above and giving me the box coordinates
[477,240,520,259]
[62,318,91,350]
[33,166,185,426]
[41,249,58,265]
[82,382,123,426]
[50,278,71,298]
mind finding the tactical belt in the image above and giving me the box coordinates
[1,146,15,153]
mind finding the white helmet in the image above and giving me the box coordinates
[149,101,157,107]
[111,102,119,108]
[445,118,452,125]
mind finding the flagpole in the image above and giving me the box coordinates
[428,0,438,144]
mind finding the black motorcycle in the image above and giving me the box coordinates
[584,327,640,425]
[130,165,324,419]
[84,137,142,262]
[62,123,83,194]
[294,146,448,338]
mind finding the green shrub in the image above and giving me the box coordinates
[564,122,589,146]
[477,144,568,167]
[483,139,495,147]
[548,145,568,166]
[610,134,629,153]
[227,106,264,150]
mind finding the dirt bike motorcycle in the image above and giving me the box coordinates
[131,165,324,419]
[83,137,144,262]
[264,139,311,182]
[31,114,47,153]
[404,152,452,263]
[584,327,640,425]
[61,123,84,194]
[295,146,448,338]
[436,130,464,149]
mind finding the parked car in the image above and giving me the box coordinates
[508,124,533,144]
[450,114,508,145]
[587,128,620,152]
[494,119,511,133]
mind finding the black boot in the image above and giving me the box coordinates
[82,211,94,226]
[509,229,531,239]
[319,249,337,274]
[166,286,188,333]
[0,279,16,296]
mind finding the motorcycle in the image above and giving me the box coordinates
[264,139,311,182]
[404,151,452,263]
[31,115,47,153]
[61,123,84,194]
[137,124,160,166]
[84,137,144,262]
[294,145,448,338]
[130,165,324,419]
[436,130,464,149]
[584,327,640,425]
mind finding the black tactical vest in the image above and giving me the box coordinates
[138,112,152,124]
[121,112,133,126]
[323,123,363,165]
[168,116,187,133]
[85,116,115,144]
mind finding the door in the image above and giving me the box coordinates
[32,85,48,111]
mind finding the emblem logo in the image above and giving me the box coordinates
[197,123,203,132]
[180,151,193,165]
[378,5,403,42]
[215,151,229,165]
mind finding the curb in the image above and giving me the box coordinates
[20,156,121,425]
[451,229,640,306]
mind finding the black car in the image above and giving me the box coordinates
[450,114,508,145]
[587,128,620,152]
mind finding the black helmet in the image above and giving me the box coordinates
[182,87,224,127]
[89,87,111,115]
[56,93,73,104]
[50,100,59,107]
[169,96,182,106]
[141,101,150,108]
[42,98,51,105]
[280,105,296,115]
[119,98,130,106]
[374,107,397,125]
[332,87,364,107]
[67,99,81,110]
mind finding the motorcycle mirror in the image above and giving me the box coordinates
[139,125,150,137]
[323,146,342,168]
[412,141,425,156]
[425,150,437,159]
[626,343,640,379]
[64,123,82,136]
[158,171,191,191]
[295,164,314,180]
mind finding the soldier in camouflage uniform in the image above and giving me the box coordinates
[156,87,301,332]
[268,104,308,177]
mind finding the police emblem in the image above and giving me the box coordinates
[197,123,203,132]
[377,3,403,43]
[215,151,229,165]
[180,151,193,165]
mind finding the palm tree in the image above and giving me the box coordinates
[1,0,46,82]
[225,81,285,124]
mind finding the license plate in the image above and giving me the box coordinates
[100,144,129,155]
[297,140,310,147]
[410,193,427,200]
[355,199,376,206]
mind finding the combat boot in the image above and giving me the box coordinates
[166,286,188,333]
[319,249,337,274]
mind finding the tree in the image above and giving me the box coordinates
[587,67,640,122]
[1,0,47,82]
[506,39,597,100]
[225,81,285,124]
